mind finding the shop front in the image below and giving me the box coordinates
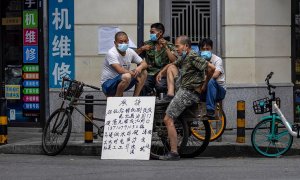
[0,0,45,127]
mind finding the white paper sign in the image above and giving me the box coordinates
[98,26,137,54]
[101,97,155,160]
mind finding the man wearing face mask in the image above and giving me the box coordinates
[198,38,226,119]
[157,36,215,160]
[136,23,177,96]
[100,31,148,97]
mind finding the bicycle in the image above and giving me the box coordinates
[42,77,211,159]
[151,101,211,159]
[192,102,226,141]
[251,72,298,157]
[42,78,104,156]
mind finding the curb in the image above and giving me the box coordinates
[1,142,300,157]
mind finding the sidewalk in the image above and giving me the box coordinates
[1,127,300,157]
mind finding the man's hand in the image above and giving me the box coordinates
[141,44,152,51]
[156,72,162,84]
[158,38,168,48]
[131,66,142,78]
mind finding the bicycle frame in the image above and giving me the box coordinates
[59,77,106,134]
[259,72,298,138]
[273,103,298,137]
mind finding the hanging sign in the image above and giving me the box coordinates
[49,0,75,88]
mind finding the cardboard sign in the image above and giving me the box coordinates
[101,97,155,160]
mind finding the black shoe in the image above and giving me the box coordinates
[205,110,216,119]
[159,151,180,161]
[161,95,174,102]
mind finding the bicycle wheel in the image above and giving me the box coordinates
[150,105,188,160]
[180,119,211,158]
[251,118,293,157]
[42,108,72,156]
[193,103,226,141]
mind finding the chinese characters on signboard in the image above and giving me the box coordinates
[22,0,40,116]
[49,0,74,88]
[101,97,155,160]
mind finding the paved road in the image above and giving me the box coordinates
[1,154,300,180]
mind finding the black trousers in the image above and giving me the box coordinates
[140,75,167,96]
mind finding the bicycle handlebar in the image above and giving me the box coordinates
[265,72,276,98]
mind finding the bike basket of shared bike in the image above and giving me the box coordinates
[59,80,83,100]
[252,97,280,114]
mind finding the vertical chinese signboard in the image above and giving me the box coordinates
[49,0,74,88]
[22,0,40,118]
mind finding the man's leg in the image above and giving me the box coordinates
[206,79,223,116]
[164,114,178,153]
[140,75,155,96]
[166,65,179,97]
[133,70,147,96]
[115,73,132,97]
[155,77,167,95]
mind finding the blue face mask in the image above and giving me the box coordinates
[150,33,157,41]
[117,43,129,52]
[200,51,212,61]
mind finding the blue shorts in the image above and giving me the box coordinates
[102,74,137,96]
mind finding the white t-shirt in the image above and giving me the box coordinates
[211,54,226,89]
[100,46,143,85]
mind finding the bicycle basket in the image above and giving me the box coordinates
[60,80,83,100]
[253,97,270,114]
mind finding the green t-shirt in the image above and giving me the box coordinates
[174,51,208,90]
[143,40,176,75]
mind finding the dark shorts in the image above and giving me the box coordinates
[102,74,136,96]
[166,88,200,119]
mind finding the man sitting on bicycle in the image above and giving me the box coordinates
[158,36,215,160]
[136,23,177,96]
[100,31,148,97]
[198,38,226,119]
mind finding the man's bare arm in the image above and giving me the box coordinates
[201,62,215,92]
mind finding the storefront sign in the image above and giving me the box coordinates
[2,17,22,25]
[24,0,37,10]
[5,85,21,100]
[23,73,39,79]
[23,29,38,45]
[23,103,40,110]
[23,80,39,87]
[23,88,39,95]
[23,95,40,102]
[23,46,38,63]
[22,0,40,118]
[49,0,75,88]
[22,65,39,72]
[23,10,38,28]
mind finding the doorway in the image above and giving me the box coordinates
[0,0,44,127]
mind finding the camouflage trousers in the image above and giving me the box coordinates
[166,88,200,119]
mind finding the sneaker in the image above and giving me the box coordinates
[159,151,180,161]
[161,95,174,102]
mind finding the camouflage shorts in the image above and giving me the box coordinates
[166,88,200,119]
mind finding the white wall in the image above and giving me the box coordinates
[74,0,160,86]
[223,0,291,84]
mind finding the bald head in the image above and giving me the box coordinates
[176,36,191,48]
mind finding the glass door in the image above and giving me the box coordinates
[1,0,43,126]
